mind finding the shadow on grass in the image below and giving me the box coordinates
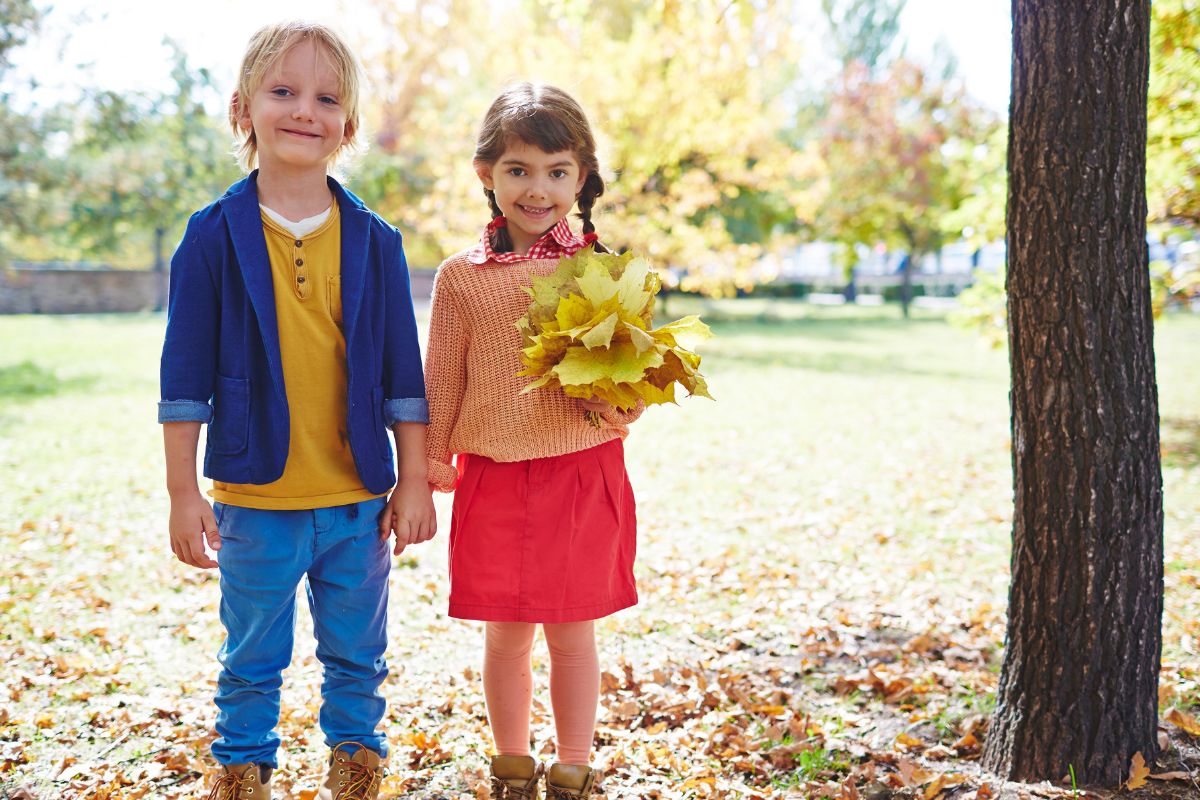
[700,316,998,382]
[1162,416,1200,469]
[0,360,96,399]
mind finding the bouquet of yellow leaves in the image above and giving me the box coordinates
[516,247,712,426]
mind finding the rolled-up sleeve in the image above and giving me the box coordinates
[158,214,218,424]
[381,228,429,424]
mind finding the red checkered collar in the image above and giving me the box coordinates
[467,217,596,265]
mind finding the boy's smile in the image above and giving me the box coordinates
[239,39,351,174]
[476,141,587,254]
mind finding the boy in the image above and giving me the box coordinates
[158,21,433,800]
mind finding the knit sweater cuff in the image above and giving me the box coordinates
[428,458,459,493]
[600,400,646,427]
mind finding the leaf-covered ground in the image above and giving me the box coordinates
[1,304,1198,800]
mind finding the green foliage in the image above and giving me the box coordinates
[0,0,38,72]
[812,58,998,272]
[352,0,814,293]
[949,266,1006,347]
[820,0,906,74]
[1148,0,1200,227]
[62,41,240,268]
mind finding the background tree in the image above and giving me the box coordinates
[983,0,1163,785]
[813,58,994,315]
[820,0,905,76]
[0,0,56,266]
[62,43,238,301]
[354,0,815,294]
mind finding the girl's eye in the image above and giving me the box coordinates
[271,88,292,97]
[319,96,339,105]
[508,167,527,177]
[550,169,568,179]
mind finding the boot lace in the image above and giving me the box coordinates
[491,775,538,800]
[206,769,256,800]
[332,757,382,800]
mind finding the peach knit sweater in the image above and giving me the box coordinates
[424,250,644,492]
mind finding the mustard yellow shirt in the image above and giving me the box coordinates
[211,203,383,509]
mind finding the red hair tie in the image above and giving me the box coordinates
[582,232,598,245]
[492,216,507,228]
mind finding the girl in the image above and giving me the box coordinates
[424,83,643,799]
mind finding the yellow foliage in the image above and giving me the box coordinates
[516,247,712,411]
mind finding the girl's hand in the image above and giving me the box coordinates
[578,395,613,414]
[379,476,437,556]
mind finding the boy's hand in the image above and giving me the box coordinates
[379,476,436,556]
[169,490,220,569]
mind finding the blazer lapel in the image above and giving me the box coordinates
[332,177,371,353]
[219,172,287,404]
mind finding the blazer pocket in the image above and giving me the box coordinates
[372,385,392,462]
[210,374,250,455]
[327,275,343,327]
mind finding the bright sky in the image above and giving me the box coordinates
[6,0,1012,112]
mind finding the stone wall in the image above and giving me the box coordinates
[0,265,166,314]
[0,264,437,314]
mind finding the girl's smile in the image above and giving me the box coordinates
[476,141,587,254]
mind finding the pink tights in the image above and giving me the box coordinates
[483,620,599,766]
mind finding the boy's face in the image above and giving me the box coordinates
[238,39,351,173]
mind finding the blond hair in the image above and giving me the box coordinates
[229,21,364,172]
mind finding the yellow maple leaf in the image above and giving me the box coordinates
[515,247,712,410]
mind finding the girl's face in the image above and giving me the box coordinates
[476,140,587,254]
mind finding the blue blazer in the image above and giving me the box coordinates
[158,171,428,495]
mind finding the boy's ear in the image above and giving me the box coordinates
[474,162,495,190]
[342,118,356,146]
[231,91,252,131]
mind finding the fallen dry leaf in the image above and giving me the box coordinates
[1125,751,1150,790]
[1164,707,1200,736]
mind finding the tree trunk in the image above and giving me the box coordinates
[984,0,1162,787]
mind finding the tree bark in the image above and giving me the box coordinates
[983,0,1163,787]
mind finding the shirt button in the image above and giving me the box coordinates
[295,240,303,247]
[297,276,306,284]
[296,258,304,266]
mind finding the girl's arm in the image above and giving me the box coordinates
[424,268,469,492]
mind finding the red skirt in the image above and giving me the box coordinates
[448,439,638,623]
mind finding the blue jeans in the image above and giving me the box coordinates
[211,497,390,767]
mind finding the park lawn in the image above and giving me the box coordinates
[0,305,1197,799]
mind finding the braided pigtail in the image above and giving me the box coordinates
[576,171,609,254]
[484,189,514,253]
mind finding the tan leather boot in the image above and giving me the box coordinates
[544,763,596,799]
[317,741,385,800]
[205,763,272,800]
[489,755,544,800]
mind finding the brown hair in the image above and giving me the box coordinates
[229,21,364,173]
[473,83,608,253]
